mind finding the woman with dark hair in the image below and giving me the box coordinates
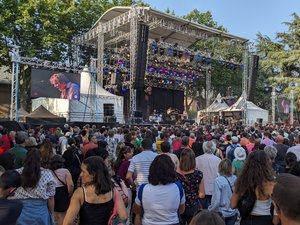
[114,145,134,223]
[192,132,204,157]
[63,156,127,225]
[40,138,54,169]
[230,150,275,225]
[190,210,225,225]
[176,149,205,225]
[63,138,83,188]
[284,152,297,173]
[114,145,133,183]
[10,148,56,224]
[133,154,185,225]
[50,155,74,225]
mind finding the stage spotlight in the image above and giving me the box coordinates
[173,50,178,57]
[197,55,202,61]
[190,55,194,62]
[178,51,183,58]
[159,48,165,55]
[275,85,283,92]
[167,49,173,54]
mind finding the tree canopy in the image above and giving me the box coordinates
[256,13,300,108]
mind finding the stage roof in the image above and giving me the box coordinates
[83,6,248,48]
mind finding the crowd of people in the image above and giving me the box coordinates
[0,122,300,225]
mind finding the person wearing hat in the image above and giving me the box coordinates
[232,147,246,176]
[58,131,72,155]
[226,136,241,162]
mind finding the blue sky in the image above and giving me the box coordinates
[144,0,300,42]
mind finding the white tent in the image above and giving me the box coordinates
[224,94,269,125]
[32,66,124,123]
[200,93,229,113]
[197,93,229,124]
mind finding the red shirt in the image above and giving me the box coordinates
[82,143,97,156]
[0,135,11,153]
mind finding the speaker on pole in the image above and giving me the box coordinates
[134,22,149,119]
[248,55,259,102]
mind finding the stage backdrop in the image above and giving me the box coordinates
[31,68,81,100]
[141,87,184,119]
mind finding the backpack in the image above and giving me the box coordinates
[227,144,240,162]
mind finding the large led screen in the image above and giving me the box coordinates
[31,68,80,100]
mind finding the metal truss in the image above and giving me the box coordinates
[89,58,98,122]
[129,7,139,122]
[10,46,20,121]
[242,43,249,124]
[205,64,212,117]
[9,46,84,121]
[97,32,104,86]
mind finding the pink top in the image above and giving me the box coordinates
[52,168,72,187]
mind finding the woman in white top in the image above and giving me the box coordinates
[230,150,275,225]
[133,154,185,225]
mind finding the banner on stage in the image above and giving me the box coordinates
[31,68,81,100]
[277,98,290,114]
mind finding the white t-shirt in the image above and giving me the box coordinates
[128,151,158,186]
[135,183,185,225]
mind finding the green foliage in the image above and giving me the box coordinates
[183,9,227,32]
[180,8,243,110]
[256,13,300,108]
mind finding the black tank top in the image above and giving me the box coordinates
[79,187,114,225]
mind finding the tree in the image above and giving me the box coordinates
[183,9,227,32]
[181,9,243,112]
[256,13,300,108]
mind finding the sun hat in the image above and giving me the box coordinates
[234,147,246,161]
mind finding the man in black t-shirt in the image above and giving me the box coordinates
[0,170,23,225]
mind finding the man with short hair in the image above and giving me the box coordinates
[174,136,190,160]
[196,141,221,209]
[126,138,158,190]
[82,135,98,157]
[8,131,28,169]
[273,135,289,166]
[0,170,23,225]
[287,135,300,161]
[261,132,276,146]
[272,173,300,225]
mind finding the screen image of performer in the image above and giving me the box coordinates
[49,73,80,100]
[281,99,289,114]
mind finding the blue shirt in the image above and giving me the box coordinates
[208,175,237,218]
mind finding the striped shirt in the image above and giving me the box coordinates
[128,150,158,186]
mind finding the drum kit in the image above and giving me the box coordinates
[149,113,163,123]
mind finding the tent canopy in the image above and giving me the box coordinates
[224,94,269,125]
[200,93,229,113]
[224,95,268,113]
[26,105,66,124]
[18,107,29,117]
